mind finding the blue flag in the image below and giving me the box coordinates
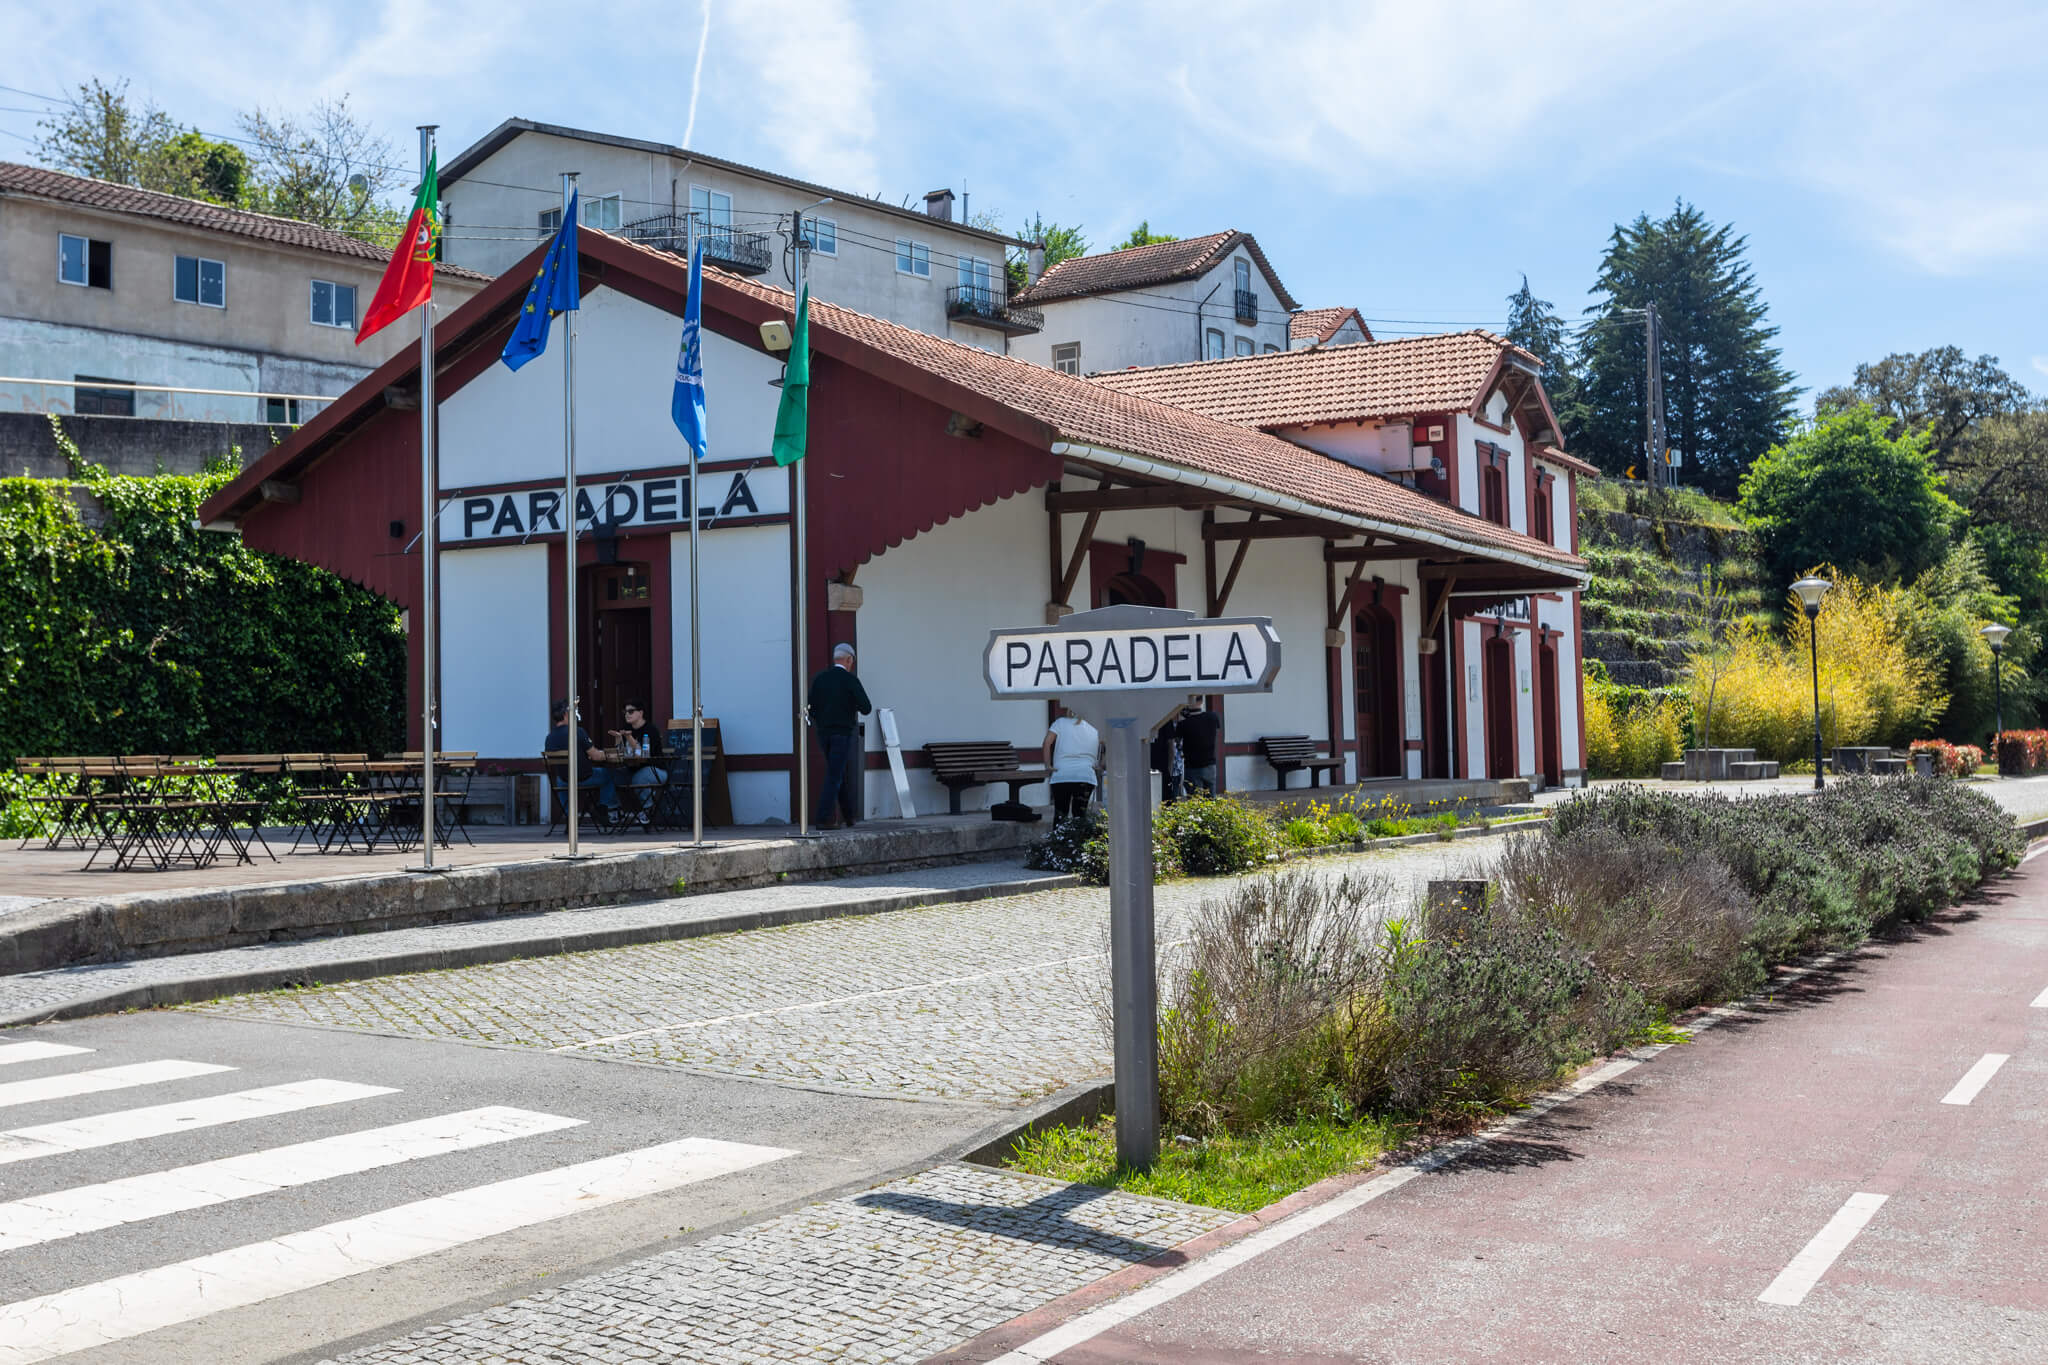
[671,237,708,458]
[500,190,581,371]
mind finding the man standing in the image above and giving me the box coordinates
[1177,700,1224,797]
[808,642,873,829]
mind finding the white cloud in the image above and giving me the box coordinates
[718,0,879,190]
[2033,356,2048,380]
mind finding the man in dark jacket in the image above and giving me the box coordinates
[1176,701,1223,796]
[807,642,873,829]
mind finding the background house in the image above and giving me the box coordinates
[1008,231,1297,375]
[438,119,1042,354]
[1289,307,1373,349]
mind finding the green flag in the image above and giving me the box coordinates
[771,287,809,467]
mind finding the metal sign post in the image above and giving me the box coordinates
[984,604,1280,1170]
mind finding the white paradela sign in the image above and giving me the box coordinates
[983,610,1281,699]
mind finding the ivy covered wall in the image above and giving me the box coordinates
[0,432,405,761]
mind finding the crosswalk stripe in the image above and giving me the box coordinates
[0,1135,797,1363]
[0,1079,397,1166]
[0,1059,232,1111]
[0,1043,93,1068]
[0,1106,586,1252]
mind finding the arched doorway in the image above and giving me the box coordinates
[1483,632,1517,779]
[1099,571,1165,607]
[1352,604,1402,778]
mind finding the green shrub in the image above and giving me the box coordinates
[1325,811,1363,842]
[1281,816,1328,848]
[1156,795,1280,876]
[1024,804,1179,884]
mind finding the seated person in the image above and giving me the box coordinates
[608,701,667,811]
[543,699,619,816]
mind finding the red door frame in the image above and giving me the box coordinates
[1483,630,1517,779]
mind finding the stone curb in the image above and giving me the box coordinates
[0,869,1080,1028]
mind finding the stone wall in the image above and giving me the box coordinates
[0,411,277,479]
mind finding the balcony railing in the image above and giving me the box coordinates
[622,213,773,276]
[945,284,1044,335]
[1234,288,1260,325]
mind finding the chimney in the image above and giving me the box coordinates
[924,188,955,221]
[1026,242,1046,284]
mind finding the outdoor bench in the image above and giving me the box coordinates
[1258,735,1345,788]
[922,741,1048,814]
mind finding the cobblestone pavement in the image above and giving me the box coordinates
[189,843,1493,1104]
[324,1163,1238,1365]
[0,861,1067,1025]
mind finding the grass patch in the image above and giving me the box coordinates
[1005,1111,1406,1212]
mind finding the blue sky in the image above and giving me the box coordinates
[5,0,2044,407]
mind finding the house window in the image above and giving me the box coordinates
[174,255,226,308]
[1234,259,1251,293]
[689,186,732,231]
[59,234,112,289]
[1204,328,1225,360]
[1052,343,1081,375]
[310,280,358,329]
[265,397,302,424]
[580,193,622,231]
[1263,343,1280,353]
[800,216,837,255]
[1479,455,1511,528]
[1532,479,1553,546]
[1234,336,1254,357]
[538,207,561,235]
[74,375,133,417]
[958,254,994,303]
[896,238,930,277]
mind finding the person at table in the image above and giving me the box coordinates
[1176,699,1223,797]
[807,642,872,830]
[1042,706,1100,824]
[544,699,620,817]
[608,701,667,808]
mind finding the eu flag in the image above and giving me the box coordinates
[671,236,708,458]
[500,189,581,371]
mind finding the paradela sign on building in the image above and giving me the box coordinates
[438,468,787,544]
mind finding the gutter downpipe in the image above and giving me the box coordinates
[1193,281,1223,359]
[1047,440,1588,585]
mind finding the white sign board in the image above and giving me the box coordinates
[440,468,788,544]
[985,617,1279,699]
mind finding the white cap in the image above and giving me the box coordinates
[832,642,856,660]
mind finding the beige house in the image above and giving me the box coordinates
[0,162,488,425]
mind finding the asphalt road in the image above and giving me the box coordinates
[994,852,2048,1365]
[0,1008,991,1365]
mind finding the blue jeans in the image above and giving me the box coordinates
[560,768,617,814]
[816,730,860,826]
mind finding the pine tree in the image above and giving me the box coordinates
[1575,202,1797,496]
[1504,275,1579,440]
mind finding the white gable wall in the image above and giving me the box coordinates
[1013,250,1292,373]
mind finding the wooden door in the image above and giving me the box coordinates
[582,562,654,738]
[1538,638,1562,787]
[1353,605,1401,778]
[1483,634,1516,779]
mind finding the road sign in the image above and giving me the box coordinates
[984,604,1280,1170]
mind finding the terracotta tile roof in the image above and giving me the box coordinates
[1086,330,1541,429]
[1289,306,1373,345]
[696,257,1573,572]
[0,161,491,281]
[1014,230,1300,312]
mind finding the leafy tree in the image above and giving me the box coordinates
[1900,538,2039,741]
[1504,274,1580,433]
[1815,347,2030,468]
[1113,220,1177,250]
[1951,408,2048,530]
[237,96,404,243]
[1003,212,1089,293]
[1576,202,1798,497]
[1737,404,1958,588]
[33,79,244,205]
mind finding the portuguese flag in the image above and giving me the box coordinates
[356,153,440,344]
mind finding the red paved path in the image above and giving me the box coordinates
[953,854,2048,1364]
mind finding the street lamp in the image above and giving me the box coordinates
[1791,577,1831,789]
[1982,622,2012,771]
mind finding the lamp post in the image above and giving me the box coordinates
[1981,622,2012,772]
[1792,577,1831,789]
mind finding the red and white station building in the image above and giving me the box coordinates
[199,232,1592,822]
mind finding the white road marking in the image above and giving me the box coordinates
[1940,1053,2009,1105]
[2031,983,2048,1009]
[0,1043,92,1067]
[0,1106,585,1252]
[0,1059,231,1111]
[0,1136,797,1364]
[2023,844,2048,864]
[1758,1192,1889,1306]
[0,1079,396,1165]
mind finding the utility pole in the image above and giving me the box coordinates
[1644,302,1665,492]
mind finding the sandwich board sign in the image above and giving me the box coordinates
[984,604,1280,1169]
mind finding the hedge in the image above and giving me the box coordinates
[0,441,406,762]
[1995,730,2048,777]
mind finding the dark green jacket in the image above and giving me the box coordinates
[808,664,873,735]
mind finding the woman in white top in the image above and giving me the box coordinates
[1043,710,1101,823]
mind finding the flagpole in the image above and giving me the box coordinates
[561,171,582,857]
[793,207,811,838]
[686,214,704,848]
[416,125,439,871]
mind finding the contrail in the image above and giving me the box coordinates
[682,0,711,150]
